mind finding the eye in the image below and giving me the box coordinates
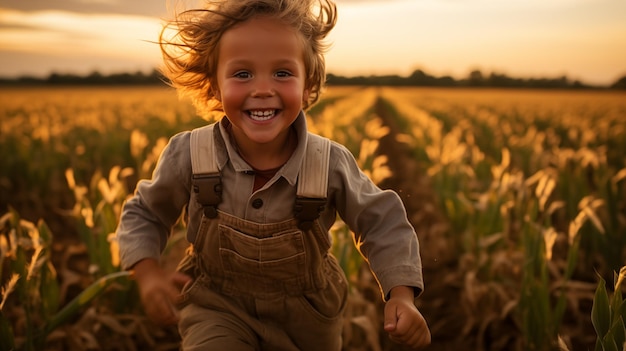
[275,70,293,78]
[233,71,251,79]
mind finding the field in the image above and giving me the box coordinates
[1,86,625,351]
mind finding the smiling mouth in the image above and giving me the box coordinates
[248,109,278,121]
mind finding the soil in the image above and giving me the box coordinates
[374,97,467,351]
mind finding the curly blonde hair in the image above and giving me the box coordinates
[159,0,337,119]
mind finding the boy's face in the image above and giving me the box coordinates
[216,17,309,146]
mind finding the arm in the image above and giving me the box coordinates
[116,131,194,324]
[117,131,192,270]
[132,258,191,325]
[329,143,424,298]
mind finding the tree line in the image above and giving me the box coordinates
[327,69,626,89]
[1,68,625,89]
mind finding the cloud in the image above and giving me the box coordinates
[0,0,167,17]
[1,0,624,84]
[0,8,162,74]
[0,0,384,16]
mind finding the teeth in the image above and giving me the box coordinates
[249,110,276,121]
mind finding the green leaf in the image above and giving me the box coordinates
[601,329,619,351]
[611,290,624,325]
[609,317,625,351]
[0,313,15,351]
[594,339,602,351]
[43,271,131,336]
[619,300,626,330]
[40,261,60,318]
[593,275,611,338]
[37,219,53,248]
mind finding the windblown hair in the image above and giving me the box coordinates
[159,0,337,119]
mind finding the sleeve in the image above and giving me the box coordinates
[116,131,192,270]
[328,142,423,300]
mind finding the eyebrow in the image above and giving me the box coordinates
[224,58,301,66]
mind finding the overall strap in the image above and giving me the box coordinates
[190,124,222,218]
[295,133,331,230]
[190,125,330,228]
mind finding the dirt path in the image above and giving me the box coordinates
[373,95,467,351]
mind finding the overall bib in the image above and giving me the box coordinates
[177,124,348,351]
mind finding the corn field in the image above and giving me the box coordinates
[1,86,625,351]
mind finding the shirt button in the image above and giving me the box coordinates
[252,198,263,209]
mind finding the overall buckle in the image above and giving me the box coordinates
[192,173,222,218]
[294,197,326,230]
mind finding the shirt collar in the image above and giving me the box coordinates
[216,111,308,187]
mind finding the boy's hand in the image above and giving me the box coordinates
[132,258,192,326]
[383,286,431,350]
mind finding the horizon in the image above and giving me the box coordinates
[1,0,625,86]
[1,66,618,88]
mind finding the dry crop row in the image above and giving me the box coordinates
[1,86,625,351]
[378,87,626,350]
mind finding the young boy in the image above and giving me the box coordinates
[116,0,431,350]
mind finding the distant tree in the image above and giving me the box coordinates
[468,70,484,87]
[525,75,571,89]
[487,72,518,87]
[436,76,455,86]
[407,69,436,86]
[611,75,626,89]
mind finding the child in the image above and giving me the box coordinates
[116,0,431,350]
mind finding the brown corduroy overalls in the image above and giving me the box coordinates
[176,124,348,351]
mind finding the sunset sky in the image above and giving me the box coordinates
[0,0,625,86]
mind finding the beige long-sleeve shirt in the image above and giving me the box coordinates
[116,112,423,299]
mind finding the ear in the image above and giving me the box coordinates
[302,88,310,104]
[211,87,221,102]
[209,79,221,101]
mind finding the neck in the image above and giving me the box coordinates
[230,127,296,171]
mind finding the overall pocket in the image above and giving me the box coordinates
[218,225,307,283]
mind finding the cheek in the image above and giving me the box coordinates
[285,86,306,107]
[219,83,241,103]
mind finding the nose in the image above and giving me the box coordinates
[251,77,275,98]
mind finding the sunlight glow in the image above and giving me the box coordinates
[0,0,625,85]
[326,0,626,85]
[0,8,162,65]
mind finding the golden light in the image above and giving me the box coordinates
[0,8,162,71]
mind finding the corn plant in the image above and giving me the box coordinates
[0,208,58,350]
[3,85,625,351]
[380,87,625,350]
[592,266,626,351]
[0,209,132,350]
[518,191,604,350]
[65,166,134,277]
